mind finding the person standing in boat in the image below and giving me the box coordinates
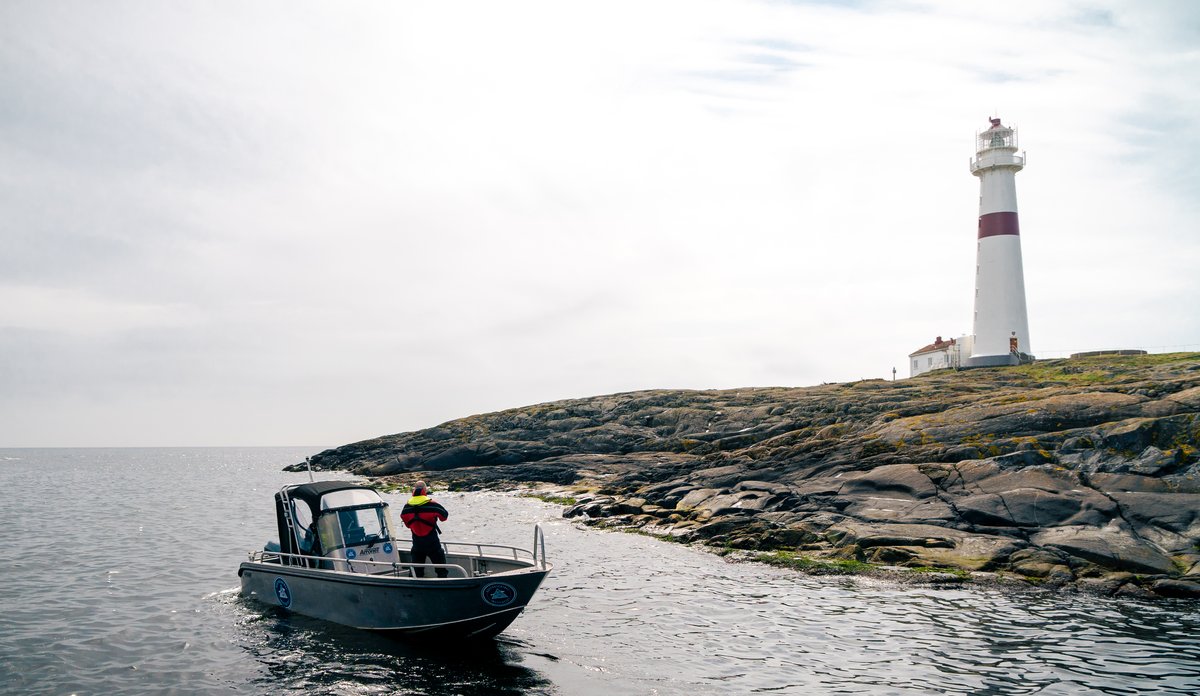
[400,481,450,578]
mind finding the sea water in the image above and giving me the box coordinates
[1,447,1198,695]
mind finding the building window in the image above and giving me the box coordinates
[927,357,933,367]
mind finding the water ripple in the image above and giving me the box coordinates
[2,449,1199,695]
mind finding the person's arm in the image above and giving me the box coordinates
[430,500,449,521]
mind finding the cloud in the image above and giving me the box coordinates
[0,0,1197,446]
[0,285,196,335]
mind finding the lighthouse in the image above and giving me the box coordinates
[967,117,1032,367]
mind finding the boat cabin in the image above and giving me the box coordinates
[275,481,401,571]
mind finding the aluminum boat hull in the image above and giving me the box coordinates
[238,560,551,639]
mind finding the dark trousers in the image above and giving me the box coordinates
[412,535,447,578]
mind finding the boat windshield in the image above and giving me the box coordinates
[316,505,394,551]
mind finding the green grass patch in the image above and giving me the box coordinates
[1014,352,1200,385]
[752,550,873,575]
[624,527,692,544]
[908,565,970,579]
[366,480,405,494]
[519,492,578,506]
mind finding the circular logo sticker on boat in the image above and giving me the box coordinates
[274,577,292,608]
[346,549,357,559]
[481,582,517,607]
[383,542,393,554]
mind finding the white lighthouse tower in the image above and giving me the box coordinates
[967,117,1032,367]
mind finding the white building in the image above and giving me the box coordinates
[908,335,975,377]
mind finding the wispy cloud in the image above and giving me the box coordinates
[0,0,1196,445]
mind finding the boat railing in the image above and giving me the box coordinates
[440,528,545,567]
[248,524,548,576]
[247,549,472,578]
[533,524,547,570]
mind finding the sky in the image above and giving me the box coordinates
[2,0,1198,448]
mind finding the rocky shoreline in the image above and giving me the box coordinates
[291,353,1200,599]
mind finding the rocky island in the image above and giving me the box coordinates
[293,353,1200,598]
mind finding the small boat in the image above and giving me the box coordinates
[238,480,551,639]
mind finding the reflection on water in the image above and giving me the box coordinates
[1,448,1198,695]
[236,602,553,695]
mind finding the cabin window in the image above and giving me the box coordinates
[317,514,342,552]
[364,507,391,542]
[320,506,392,550]
[291,500,318,553]
[339,509,366,545]
[338,508,387,545]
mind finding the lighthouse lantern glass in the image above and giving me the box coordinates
[980,128,1016,151]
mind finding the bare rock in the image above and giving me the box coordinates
[1032,525,1176,575]
[908,535,1025,572]
[1150,578,1200,598]
[298,353,1200,596]
[955,487,1116,528]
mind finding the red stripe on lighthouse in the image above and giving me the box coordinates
[978,211,1020,238]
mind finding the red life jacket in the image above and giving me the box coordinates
[400,495,449,537]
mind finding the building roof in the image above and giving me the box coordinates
[908,336,956,357]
